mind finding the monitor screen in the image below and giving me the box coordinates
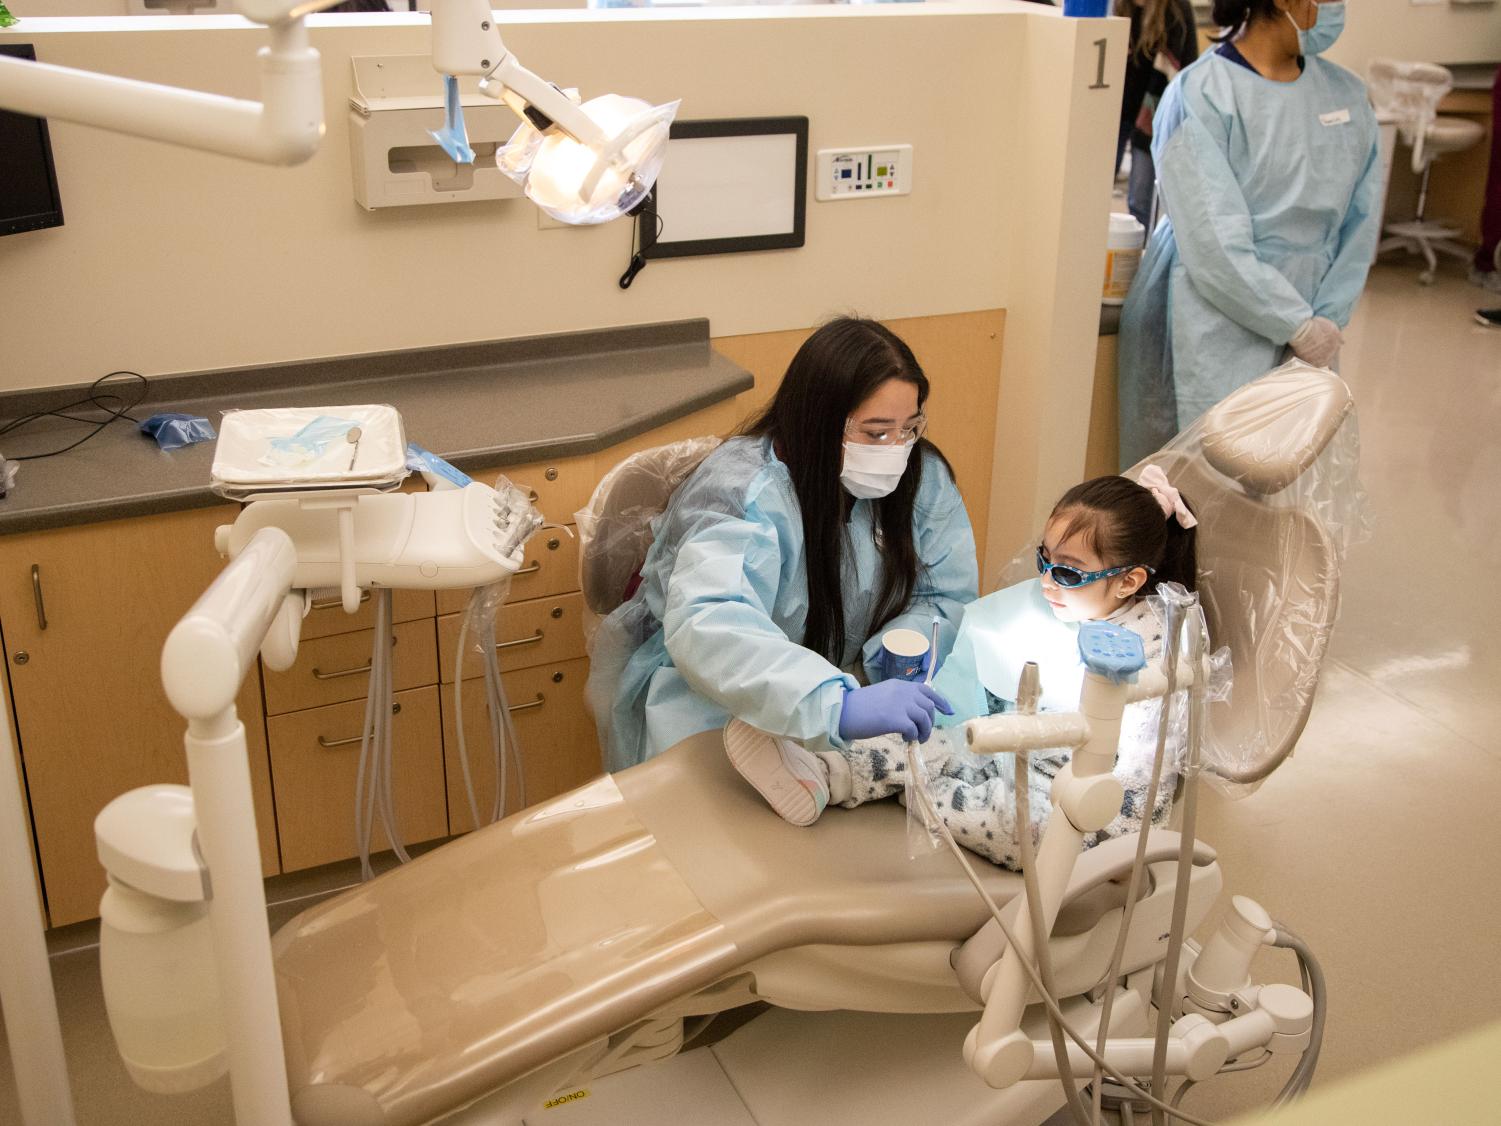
[0,44,65,238]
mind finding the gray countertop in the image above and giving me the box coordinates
[0,319,753,536]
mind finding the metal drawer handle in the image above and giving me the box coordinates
[318,702,402,747]
[508,693,545,713]
[525,488,539,503]
[311,590,372,612]
[312,636,398,680]
[514,562,541,577]
[494,630,543,652]
[30,564,47,631]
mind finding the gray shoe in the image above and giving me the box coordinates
[1468,267,1501,294]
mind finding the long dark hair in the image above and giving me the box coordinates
[1114,0,1194,61]
[1211,0,1282,42]
[741,317,947,665]
[1049,475,1198,592]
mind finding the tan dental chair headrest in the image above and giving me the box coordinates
[1199,366,1354,496]
[1128,360,1362,787]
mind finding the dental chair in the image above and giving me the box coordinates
[270,363,1357,1126]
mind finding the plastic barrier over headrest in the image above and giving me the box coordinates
[1199,362,1354,495]
[993,360,1368,791]
[575,436,722,620]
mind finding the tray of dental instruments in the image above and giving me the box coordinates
[210,404,409,499]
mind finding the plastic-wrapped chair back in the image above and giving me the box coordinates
[1126,361,1364,786]
[1366,58,1453,170]
[575,436,722,619]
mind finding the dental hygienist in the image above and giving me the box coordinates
[587,317,979,772]
[1117,0,1381,468]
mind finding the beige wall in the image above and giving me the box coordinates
[1325,3,1501,78]
[0,3,1125,573]
[0,7,1031,387]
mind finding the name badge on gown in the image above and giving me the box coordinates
[1319,109,1352,127]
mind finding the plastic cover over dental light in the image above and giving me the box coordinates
[497,94,679,225]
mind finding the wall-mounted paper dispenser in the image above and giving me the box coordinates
[348,55,525,211]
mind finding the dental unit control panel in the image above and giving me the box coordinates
[816,144,914,200]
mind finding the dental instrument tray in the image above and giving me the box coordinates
[210,404,408,499]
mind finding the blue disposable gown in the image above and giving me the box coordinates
[1117,50,1382,468]
[587,435,979,772]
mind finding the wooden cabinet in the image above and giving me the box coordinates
[0,506,279,928]
[435,527,578,615]
[268,685,446,872]
[440,657,598,835]
[437,592,587,683]
[263,617,439,715]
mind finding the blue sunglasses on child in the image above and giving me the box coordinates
[1035,546,1153,589]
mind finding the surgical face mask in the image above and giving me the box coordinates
[1287,0,1344,57]
[840,440,913,500]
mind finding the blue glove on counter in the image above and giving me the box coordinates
[838,681,953,744]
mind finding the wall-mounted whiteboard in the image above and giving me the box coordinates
[643,117,808,260]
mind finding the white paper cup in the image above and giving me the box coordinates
[881,627,930,682]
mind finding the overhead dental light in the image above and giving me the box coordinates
[0,0,676,225]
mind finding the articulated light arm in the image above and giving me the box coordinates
[430,0,608,151]
[0,0,672,199]
[0,13,324,164]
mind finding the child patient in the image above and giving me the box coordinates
[725,468,1199,870]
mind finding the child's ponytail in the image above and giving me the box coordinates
[1153,506,1199,592]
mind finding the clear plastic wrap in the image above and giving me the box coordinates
[575,435,722,642]
[995,360,1365,794]
[1366,59,1453,154]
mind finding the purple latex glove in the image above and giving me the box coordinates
[838,681,953,743]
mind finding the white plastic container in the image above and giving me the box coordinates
[1102,212,1146,306]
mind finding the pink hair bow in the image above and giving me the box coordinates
[1138,464,1198,529]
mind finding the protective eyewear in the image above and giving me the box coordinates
[843,414,928,446]
[1035,546,1152,589]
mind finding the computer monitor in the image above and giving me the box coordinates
[0,43,65,237]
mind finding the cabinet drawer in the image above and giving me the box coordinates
[473,454,595,529]
[436,526,579,615]
[269,686,447,872]
[440,657,600,834]
[264,617,438,715]
[438,591,586,682]
[300,588,436,641]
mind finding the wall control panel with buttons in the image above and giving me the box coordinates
[815,145,913,201]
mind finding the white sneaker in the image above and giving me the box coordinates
[1468,266,1501,295]
[724,719,830,826]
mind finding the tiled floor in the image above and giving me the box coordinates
[2,260,1498,1125]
